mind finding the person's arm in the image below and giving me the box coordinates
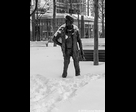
[53,26,64,46]
[77,30,85,60]
[77,30,83,54]
[53,32,62,46]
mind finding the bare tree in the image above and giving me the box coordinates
[98,0,105,38]
[93,0,99,65]
[30,0,53,41]
[30,0,38,41]
[53,0,57,46]
[30,0,38,16]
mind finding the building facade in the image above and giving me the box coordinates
[37,0,89,15]
[56,0,87,15]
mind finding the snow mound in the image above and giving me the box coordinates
[30,73,105,112]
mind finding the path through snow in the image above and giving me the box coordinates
[30,72,105,112]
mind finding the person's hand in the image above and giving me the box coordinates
[82,55,86,61]
[80,51,86,61]
[80,50,84,56]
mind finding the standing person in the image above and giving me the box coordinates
[53,15,85,78]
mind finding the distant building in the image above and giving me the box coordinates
[38,0,90,16]
[56,0,87,15]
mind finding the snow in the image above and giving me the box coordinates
[53,78,105,112]
[30,43,105,112]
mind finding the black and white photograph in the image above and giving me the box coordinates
[30,0,105,112]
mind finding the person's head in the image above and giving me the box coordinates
[65,15,74,27]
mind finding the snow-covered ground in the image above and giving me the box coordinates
[30,43,105,112]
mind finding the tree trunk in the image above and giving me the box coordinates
[78,13,80,29]
[53,0,57,46]
[102,0,105,38]
[30,0,38,17]
[87,0,90,16]
[81,15,84,38]
[69,0,72,15]
[94,0,99,65]
[77,4,80,29]
[32,12,36,41]
[36,10,40,41]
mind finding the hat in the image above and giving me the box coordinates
[65,14,74,23]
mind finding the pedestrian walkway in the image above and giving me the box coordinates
[30,38,105,48]
[30,45,105,78]
[30,41,53,47]
[82,38,105,50]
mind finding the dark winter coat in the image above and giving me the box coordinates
[53,24,84,57]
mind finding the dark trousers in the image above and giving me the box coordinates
[62,49,80,77]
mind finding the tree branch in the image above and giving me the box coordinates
[30,0,38,16]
